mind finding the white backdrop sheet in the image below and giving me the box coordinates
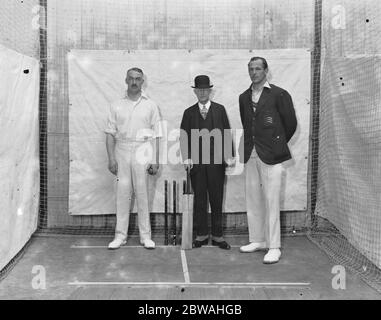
[68,49,310,215]
[0,45,40,270]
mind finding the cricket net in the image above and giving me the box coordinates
[0,0,44,279]
[308,0,381,293]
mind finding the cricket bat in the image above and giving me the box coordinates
[172,180,177,245]
[181,168,194,250]
[164,180,168,245]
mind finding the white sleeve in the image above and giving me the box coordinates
[104,103,117,136]
[151,103,163,139]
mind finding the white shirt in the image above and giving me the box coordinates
[105,91,162,142]
[198,100,211,112]
[251,81,271,103]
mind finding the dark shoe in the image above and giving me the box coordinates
[212,240,231,250]
[192,238,209,248]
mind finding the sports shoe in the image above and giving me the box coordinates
[263,248,281,264]
[211,240,231,250]
[141,239,155,249]
[192,238,209,248]
[108,237,126,250]
[239,242,267,253]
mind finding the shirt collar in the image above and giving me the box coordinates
[140,90,149,99]
[125,90,148,101]
[198,100,211,110]
[251,81,271,91]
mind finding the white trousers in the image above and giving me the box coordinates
[115,141,152,242]
[245,148,283,249]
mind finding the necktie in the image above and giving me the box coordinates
[201,105,208,120]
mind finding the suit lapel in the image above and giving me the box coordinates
[243,88,254,117]
[192,103,200,129]
[208,102,220,157]
[209,102,216,127]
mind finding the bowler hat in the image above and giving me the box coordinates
[192,75,213,89]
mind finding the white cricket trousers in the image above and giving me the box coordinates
[245,148,283,249]
[115,141,152,242]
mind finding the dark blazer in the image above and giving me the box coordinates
[239,84,297,165]
[180,101,234,167]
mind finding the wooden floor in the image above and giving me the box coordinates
[0,235,380,300]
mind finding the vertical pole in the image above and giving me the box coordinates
[309,0,323,229]
[38,0,48,229]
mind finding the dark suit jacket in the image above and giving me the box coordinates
[239,84,297,164]
[180,101,234,168]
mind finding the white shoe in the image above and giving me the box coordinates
[141,239,155,250]
[108,237,126,250]
[263,248,281,264]
[240,242,267,253]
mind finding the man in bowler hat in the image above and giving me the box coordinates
[180,75,235,249]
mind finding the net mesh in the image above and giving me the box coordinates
[0,0,40,59]
[1,0,380,293]
[308,0,381,292]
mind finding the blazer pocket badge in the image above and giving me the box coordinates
[264,115,274,125]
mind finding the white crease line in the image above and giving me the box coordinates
[68,281,311,288]
[71,245,242,249]
[180,250,190,283]
[71,245,144,248]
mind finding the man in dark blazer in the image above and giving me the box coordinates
[239,57,297,264]
[180,75,235,250]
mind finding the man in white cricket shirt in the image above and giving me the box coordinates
[105,67,162,250]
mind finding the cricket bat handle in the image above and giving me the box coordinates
[185,168,193,194]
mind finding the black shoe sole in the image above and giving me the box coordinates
[192,239,208,248]
[211,240,231,250]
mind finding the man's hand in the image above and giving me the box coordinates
[147,164,160,175]
[225,157,236,168]
[183,159,193,172]
[108,159,118,176]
